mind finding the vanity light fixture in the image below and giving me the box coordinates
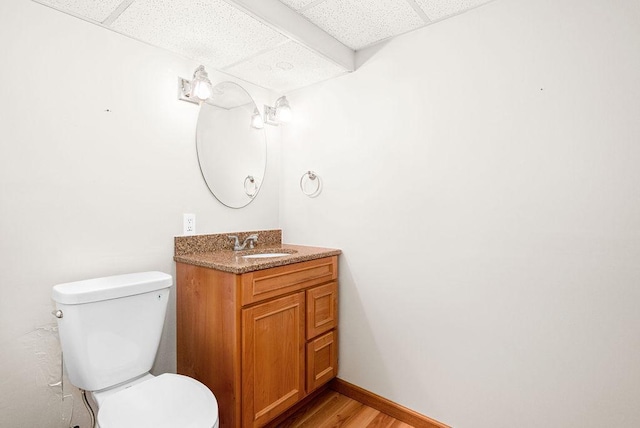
[178,65,213,104]
[264,96,292,126]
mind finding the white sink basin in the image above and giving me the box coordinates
[242,253,291,259]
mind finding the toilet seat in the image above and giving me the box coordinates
[97,373,218,428]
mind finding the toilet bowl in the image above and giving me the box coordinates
[52,272,219,428]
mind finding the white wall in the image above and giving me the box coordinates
[0,1,280,426]
[280,0,640,426]
[3,0,640,426]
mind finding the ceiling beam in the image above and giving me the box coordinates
[223,0,355,71]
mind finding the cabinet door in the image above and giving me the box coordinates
[242,292,305,427]
[306,330,338,392]
[306,282,338,339]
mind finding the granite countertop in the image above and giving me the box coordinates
[174,230,341,274]
[174,244,341,274]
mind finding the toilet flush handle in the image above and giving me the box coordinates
[52,309,63,319]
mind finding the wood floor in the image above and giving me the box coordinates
[271,389,416,428]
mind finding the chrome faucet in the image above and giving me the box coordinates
[228,234,259,251]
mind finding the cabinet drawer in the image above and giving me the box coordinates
[306,282,338,339]
[306,330,338,393]
[241,256,337,306]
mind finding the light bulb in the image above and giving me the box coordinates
[191,80,212,100]
[190,65,213,102]
[275,96,292,123]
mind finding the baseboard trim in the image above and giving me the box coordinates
[264,383,331,428]
[330,378,450,428]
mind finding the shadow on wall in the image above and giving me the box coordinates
[337,256,393,392]
[355,40,390,69]
[0,324,90,427]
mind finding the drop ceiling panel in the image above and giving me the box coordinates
[224,40,347,93]
[415,0,492,21]
[35,0,124,22]
[31,0,496,92]
[299,0,426,50]
[110,0,289,69]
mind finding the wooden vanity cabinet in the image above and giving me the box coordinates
[177,256,338,428]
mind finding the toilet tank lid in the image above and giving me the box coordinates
[52,271,172,304]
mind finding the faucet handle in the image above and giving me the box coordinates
[228,235,240,250]
[244,234,259,249]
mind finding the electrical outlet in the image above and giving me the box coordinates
[183,213,196,235]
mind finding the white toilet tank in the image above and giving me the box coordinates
[52,271,173,392]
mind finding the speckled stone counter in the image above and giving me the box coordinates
[174,229,341,274]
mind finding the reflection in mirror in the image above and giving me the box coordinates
[196,82,267,208]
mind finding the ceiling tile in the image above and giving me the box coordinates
[301,0,425,50]
[415,0,492,21]
[110,0,289,69]
[224,41,348,93]
[33,0,496,93]
[34,0,123,22]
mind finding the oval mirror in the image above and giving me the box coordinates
[196,82,266,208]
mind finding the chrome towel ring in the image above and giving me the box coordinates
[300,171,321,197]
[244,175,258,198]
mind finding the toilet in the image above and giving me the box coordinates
[52,271,219,428]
